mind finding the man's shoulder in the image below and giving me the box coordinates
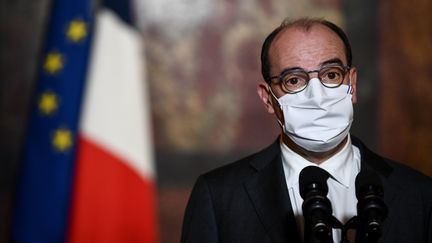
[385,158,432,190]
[352,135,432,200]
[367,150,432,200]
[352,135,431,187]
[201,138,280,185]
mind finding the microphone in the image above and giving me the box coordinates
[355,169,388,243]
[299,166,334,243]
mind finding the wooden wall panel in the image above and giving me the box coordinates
[379,0,432,176]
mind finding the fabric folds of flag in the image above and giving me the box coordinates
[12,0,158,242]
[68,9,159,243]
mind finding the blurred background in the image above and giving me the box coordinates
[1,0,431,242]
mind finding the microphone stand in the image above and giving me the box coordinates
[340,216,358,243]
[311,215,356,243]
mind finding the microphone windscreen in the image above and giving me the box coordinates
[355,169,383,199]
[299,166,330,199]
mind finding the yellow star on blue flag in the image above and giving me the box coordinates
[52,127,73,152]
[43,51,64,75]
[67,19,87,42]
[38,91,59,115]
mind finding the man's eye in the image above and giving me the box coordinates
[327,72,339,79]
[288,78,299,85]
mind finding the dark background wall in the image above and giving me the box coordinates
[1,0,431,242]
[1,0,52,241]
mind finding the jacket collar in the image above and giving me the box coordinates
[248,137,281,172]
[350,135,393,177]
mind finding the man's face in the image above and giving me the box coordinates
[257,24,357,121]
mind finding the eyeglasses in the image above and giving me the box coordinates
[268,64,350,94]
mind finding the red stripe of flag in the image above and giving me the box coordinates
[67,136,159,243]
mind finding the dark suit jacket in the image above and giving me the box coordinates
[181,136,432,243]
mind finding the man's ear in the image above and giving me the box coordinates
[349,67,358,104]
[257,82,275,114]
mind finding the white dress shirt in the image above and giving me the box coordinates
[280,135,361,243]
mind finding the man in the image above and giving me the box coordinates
[181,18,432,243]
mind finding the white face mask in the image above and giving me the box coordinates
[270,78,354,152]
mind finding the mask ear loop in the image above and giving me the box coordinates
[267,86,280,104]
[267,86,285,129]
[346,67,354,94]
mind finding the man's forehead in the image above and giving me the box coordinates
[268,24,346,67]
[272,24,342,50]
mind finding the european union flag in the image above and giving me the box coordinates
[12,0,94,242]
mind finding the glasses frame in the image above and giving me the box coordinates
[268,64,351,94]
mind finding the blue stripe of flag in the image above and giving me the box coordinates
[12,0,94,242]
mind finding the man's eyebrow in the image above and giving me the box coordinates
[274,58,346,77]
[320,58,344,66]
[276,66,304,77]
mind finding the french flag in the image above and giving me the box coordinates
[12,0,159,242]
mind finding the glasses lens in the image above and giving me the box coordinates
[319,66,346,87]
[281,71,308,93]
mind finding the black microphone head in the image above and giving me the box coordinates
[299,166,330,199]
[355,169,383,199]
[355,168,388,242]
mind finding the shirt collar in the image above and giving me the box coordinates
[281,135,354,189]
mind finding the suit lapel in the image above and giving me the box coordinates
[353,136,397,203]
[244,140,301,243]
[352,136,397,239]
